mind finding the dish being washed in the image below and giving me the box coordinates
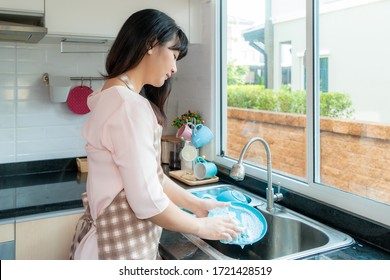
[209,201,267,246]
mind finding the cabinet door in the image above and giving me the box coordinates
[0,222,15,259]
[45,0,190,39]
[0,0,44,14]
[15,212,82,260]
[45,0,125,38]
[189,0,202,44]
[0,223,14,243]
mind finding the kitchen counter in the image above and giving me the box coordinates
[0,159,388,260]
[0,170,85,220]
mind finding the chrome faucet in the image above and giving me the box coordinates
[229,137,283,212]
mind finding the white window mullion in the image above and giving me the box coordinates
[217,0,228,157]
[306,0,320,184]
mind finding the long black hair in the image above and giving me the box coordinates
[105,9,188,125]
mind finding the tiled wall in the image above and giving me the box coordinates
[0,36,213,164]
[0,41,211,164]
[0,41,106,163]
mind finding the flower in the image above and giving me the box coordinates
[171,110,205,129]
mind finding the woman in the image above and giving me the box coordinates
[71,9,241,260]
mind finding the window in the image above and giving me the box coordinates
[304,57,329,92]
[216,0,390,226]
[280,42,292,86]
[319,57,328,92]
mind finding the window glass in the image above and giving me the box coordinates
[318,0,390,206]
[224,0,307,181]
[303,57,328,92]
[221,0,390,218]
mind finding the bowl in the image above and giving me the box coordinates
[216,190,248,204]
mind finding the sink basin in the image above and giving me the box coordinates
[185,184,354,260]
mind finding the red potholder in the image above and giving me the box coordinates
[66,86,93,114]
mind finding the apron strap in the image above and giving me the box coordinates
[69,192,95,260]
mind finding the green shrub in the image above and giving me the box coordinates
[227,85,354,118]
[320,92,354,118]
[227,62,249,85]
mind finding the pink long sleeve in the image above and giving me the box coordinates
[83,86,169,219]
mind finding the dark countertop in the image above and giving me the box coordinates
[0,160,389,260]
[0,171,86,220]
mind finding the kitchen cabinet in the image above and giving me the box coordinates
[0,221,14,243]
[189,0,202,43]
[0,0,44,15]
[15,209,83,260]
[45,0,202,43]
[0,220,15,260]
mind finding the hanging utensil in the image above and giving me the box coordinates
[66,77,93,114]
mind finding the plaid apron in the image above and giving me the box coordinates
[70,190,162,260]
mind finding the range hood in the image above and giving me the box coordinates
[0,13,47,43]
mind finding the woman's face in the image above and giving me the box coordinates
[145,39,180,87]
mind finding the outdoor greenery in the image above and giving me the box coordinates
[227,85,354,118]
[228,62,249,85]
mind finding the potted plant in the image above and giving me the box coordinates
[171,110,205,129]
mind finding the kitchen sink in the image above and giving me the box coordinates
[184,184,354,260]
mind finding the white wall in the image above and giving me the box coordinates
[0,1,216,164]
[167,0,216,160]
[272,0,390,123]
[0,42,105,163]
[0,40,215,164]
[319,1,390,123]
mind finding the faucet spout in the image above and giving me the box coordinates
[229,137,283,212]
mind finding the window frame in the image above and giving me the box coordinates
[214,0,390,227]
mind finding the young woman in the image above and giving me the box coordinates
[71,9,241,260]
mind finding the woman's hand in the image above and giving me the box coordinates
[150,201,242,242]
[192,198,229,218]
[191,198,243,242]
[195,216,242,242]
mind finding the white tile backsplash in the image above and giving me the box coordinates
[0,141,15,162]
[0,116,16,130]
[0,101,15,115]
[0,88,15,101]
[0,41,105,163]
[0,34,214,163]
[0,128,15,142]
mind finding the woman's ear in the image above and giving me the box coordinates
[147,39,158,55]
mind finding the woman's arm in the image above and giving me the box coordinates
[159,175,242,241]
[149,201,241,241]
[162,174,227,217]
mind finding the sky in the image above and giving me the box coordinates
[227,0,265,23]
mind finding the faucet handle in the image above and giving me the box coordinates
[275,182,283,202]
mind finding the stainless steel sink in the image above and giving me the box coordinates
[184,184,354,260]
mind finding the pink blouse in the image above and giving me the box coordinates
[74,86,170,259]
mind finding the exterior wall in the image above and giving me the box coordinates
[271,0,390,123]
[227,107,390,204]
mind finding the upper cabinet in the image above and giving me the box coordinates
[0,0,44,15]
[45,0,202,43]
